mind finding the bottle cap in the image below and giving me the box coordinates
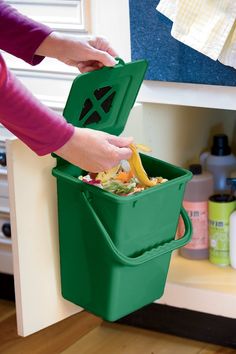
[211,134,231,156]
[209,194,236,202]
[189,164,202,175]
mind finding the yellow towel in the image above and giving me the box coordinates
[157,0,236,69]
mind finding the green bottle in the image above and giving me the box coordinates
[209,194,236,266]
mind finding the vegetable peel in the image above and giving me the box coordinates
[79,142,168,195]
[128,143,158,187]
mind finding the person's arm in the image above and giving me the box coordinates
[0,56,132,171]
[55,128,133,172]
[0,55,74,155]
[35,33,118,72]
[0,1,117,70]
[0,0,52,65]
[0,1,132,170]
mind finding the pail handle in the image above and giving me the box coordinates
[82,192,192,266]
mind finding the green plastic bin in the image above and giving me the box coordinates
[52,59,192,321]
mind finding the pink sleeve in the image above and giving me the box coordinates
[0,55,74,156]
[0,0,53,65]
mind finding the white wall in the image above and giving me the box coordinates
[90,0,131,61]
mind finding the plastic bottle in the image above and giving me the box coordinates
[179,164,214,260]
[230,171,236,196]
[200,134,236,193]
[230,210,236,269]
[208,194,236,266]
[229,179,236,268]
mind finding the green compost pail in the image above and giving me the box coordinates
[53,154,192,321]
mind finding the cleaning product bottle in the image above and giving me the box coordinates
[179,164,214,260]
[230,171,236,196]
[209,179,236,267]
[229,179,236,269]
[200,134,236,193]
[209,193,236,266]
[230,210,236,269]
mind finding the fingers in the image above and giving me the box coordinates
[89,36,118,56]
[92,49,117,67]
[77,61,103,73]
[77,53,117,72]
[89,36,118,67]
[108,135,134,147]
[107,135,134,163]
[107,46,119,58]
[114,146,133,161]
[55,126,134,172]
[68,36,118,71]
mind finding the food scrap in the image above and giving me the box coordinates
[79,144,168,196]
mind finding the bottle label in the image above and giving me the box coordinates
[179,201,208,250]
[208,198,235,266]
[209,221,229,266]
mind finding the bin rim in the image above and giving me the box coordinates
[52,155,192,204]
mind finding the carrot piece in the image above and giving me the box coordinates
[116,170,134,183]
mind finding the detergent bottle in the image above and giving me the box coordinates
[179,164,214,260]
[200,134,236,193]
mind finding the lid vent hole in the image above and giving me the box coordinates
[84,111,101,126]
[79,98,93,121]
[101,92,116,113]
[94,86,112,100]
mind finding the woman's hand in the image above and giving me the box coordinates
[37,32,131,171]
[35,32,118,72]
[54,128,133,172]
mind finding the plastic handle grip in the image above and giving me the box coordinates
[115,57,125,66]
[100,57,125,68]
[82,192,192,267]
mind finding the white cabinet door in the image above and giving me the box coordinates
[6,138,81,336]
[5,0,90,33]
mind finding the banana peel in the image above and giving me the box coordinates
[135,143,152,153]
[128,143,157,187]
[95,143,157,187]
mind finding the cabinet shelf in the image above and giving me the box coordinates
[157,254,236,318]
[138,81,236,110]
[168,254,236,292]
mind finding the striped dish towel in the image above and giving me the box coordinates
[156,0,236,69]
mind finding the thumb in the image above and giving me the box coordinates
[108,135,134,148]
[92,49,117,67]
[116,146,133,161]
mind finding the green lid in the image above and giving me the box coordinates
[63,58,148,135]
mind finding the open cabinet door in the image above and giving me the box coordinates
[6,138,81,336]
